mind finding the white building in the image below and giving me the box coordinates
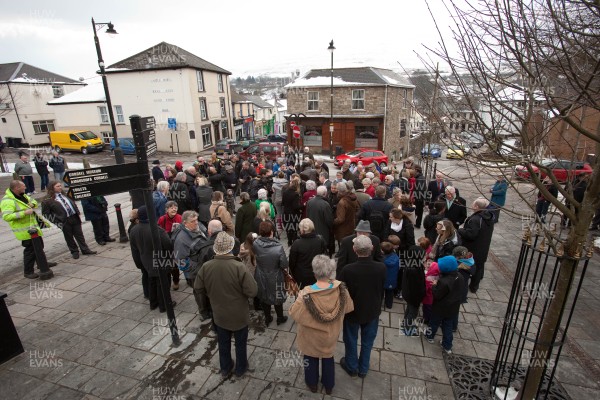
[0,62,85,146]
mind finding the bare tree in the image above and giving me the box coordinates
[423,0,600,398]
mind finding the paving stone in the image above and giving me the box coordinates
[239,378,276,400]
[554,356,599,388]
[269,330,296,351]
[62,311,112,335]
[425,381,455,400]
[405,354,449,384]
[98,374,140,399]
[56,277,88,291]
[361,370,392,400]
[57,364,98,391]
[117,322,153,346]
[383,327,424,356]
[456,323,478,341]
[379,350,407,376]
[7,302,42,318]
[27,307,69,323]
[269,383,323,399]
[392,372,429,400]
[471,341,498,360]
[197,372,247,399]
[318,363,364,399]
[56,293,106,313]
[247,348,276,380]
[106,300,154,321]
[473,325,497,344]
[99,318,140,342]
[86,315,122,338]
[71,279,103,293]
[175,363,213,395]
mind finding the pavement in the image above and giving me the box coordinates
[0,148,599,399]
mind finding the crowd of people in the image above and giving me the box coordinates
[4,146,598,396]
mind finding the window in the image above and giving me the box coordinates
[307,91,319,111]
[101,131,113,144]
[221,121,228,138]
[200,98,208,120]
[114,105,125,123]
[196,70,205,92]
[52,85,64,98]
[217,74,224,92]
[201,125,212,147]
[98,106,109,124]
[400,119,407,137]
[352,90,365,110]
[403,89,408,108]
[32,120,55,135]
[220,98,226,117]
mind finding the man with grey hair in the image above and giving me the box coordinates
[359,185,393,241]
[318,171,331,192]
[153,180,170,218]
[335,220,383,276]
[458,197,495,294]
[306,186,333,254]
[289,218,328,288]
[440,185,467,229]
[338,234,385,379]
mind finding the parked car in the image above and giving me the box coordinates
[459,132,485,148]
[515,159,593,182]
[215,138,243,154]
[258,134,287,143]
[446,145,466,159]
[110,137,136,155]
[239,139,257,149]
[239,142,288,161]
[335,149,388,168]
[421,144,442,158]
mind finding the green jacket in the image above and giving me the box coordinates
[1,188,43,240]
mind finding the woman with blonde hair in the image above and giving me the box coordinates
[239,232,261,310]
[252,201,276,235]
[209,191,234,235]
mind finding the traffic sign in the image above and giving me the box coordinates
[293,126,301,139]
[63,163,147,186]
[140,116,156,130]
[290,121,296,127]
[66,175,150,201]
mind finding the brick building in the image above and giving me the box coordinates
[285,67,414,159]
[545,106,598,161]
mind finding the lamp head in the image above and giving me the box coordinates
[105,22,118,35]
[328,40,335,53]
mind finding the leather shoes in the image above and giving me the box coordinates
[340,357,358,378]
[104,237,116,242]
[82,250,97,255]
[97,241,106,246]
[47,262,57,268]
[72,253,80,259]
[39,271,54,280]
[24,272,39,279]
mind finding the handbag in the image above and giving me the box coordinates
[282,269,300,297]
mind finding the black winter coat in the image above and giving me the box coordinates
[306,196,334,246]
[195,186,213,223]
[208,172,225,193]
[458,210,494,267]
[289,233,328,289]
[423,213,444,245]
[338,257,386,324]
[81,196,108,221]
[129,223,172,277]
[432,271,464,318]
[441,196,467,229]
[384,217,415,252]
[235,201,257,241]
[170,182,192,213]
[34,159,49,175]
[359,198,394,241]
[336,234,383,277]
[402,246,426,306]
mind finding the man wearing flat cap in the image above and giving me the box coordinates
[195,231,258,378]
[335,220,383,277]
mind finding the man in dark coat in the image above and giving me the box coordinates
[401,246,426,336]
[129,206,175,312]
[413,166,427,228]
[358,185,394,241]
[152,160,164,183]
[208,167,225,193]
[458,198,495,293]
[439,186,467,229]
[336,220,383,277]
[427,171,447,210]
[81,195,115,245]
[306,186,333,252]
[235,192,257,242]
[338,235,386,379]
[238,161,257,193]
[289,218,328,289]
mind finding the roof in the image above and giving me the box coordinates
[285,67,414,89]
[231,92,252,103]
[107,42,231,75]
[0,62,84,84]
[48,83,105,105]
[245,95,273,108]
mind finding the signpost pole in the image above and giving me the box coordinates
[114,203,128,243]
[130,115,180,346]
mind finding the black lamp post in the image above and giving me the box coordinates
[328,40,335,158]
[92,18,124,164]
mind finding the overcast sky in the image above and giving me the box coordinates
[0,0,456,83]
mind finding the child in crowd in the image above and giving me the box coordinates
[426,255,464,354]
[381,241,399,310]
[417,236,432,259]
[386,235,402,299]
[401,245,426,336]
[452,246,475,304]
[422,259,439,325]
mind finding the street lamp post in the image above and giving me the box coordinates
[328,40,335,158]
[92,18,124,164]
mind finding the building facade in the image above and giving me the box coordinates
[0,62,85,146]
[285,67,414,159]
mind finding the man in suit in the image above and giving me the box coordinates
[439,186,467,229]
[42,181,97,259]
[335,220,383,277]
[427,171,447,211]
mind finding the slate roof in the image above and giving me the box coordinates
[107,42,231,75]
[231,92,252,103]
[245,95,273,108]
[0,62,83,84]
[286,67,414,88]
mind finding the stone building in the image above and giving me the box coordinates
[285,67,414,159]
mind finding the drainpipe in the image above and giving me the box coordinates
[7,83,26,140]
[382,85,388,153]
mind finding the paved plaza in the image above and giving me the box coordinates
[0,152,599,399]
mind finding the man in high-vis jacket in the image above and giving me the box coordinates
[1,180,55,279]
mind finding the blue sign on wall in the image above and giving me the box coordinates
[168,118,177,130]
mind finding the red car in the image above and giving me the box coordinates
[335,149,388,168]
[515,159,592,182]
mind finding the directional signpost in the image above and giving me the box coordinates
[63,163,149,200]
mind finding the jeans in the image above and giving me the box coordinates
[40,174,49,191]
[304,356,334,390]
[343,318,379,375]
[427,314,455,351]
[54,172,66,186]
[22,176,35,193]
[215,324,249,375]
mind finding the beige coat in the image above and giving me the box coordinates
[209,201,234,235]
[289,280,354,358]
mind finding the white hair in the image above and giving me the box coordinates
[306,180,316,191]
[258,188,268,200]
[316,186,328,197]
